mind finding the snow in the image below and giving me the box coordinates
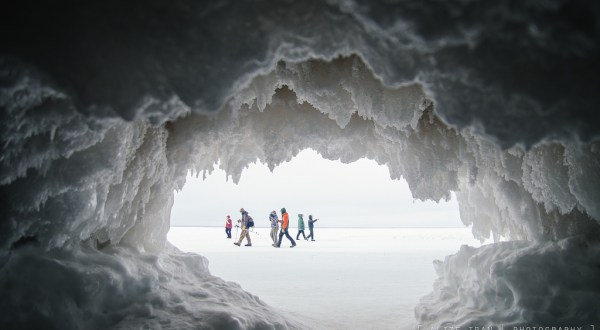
[167,227,486,330]
[1,1,600,329]
[1,240,301,329]
[417,237,600,327]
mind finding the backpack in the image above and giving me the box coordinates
[247,215,254,228]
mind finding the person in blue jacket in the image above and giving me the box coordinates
[306,215,319,241]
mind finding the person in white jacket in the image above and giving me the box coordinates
[269,210,279,246]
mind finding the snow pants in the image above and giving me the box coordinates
[270,227,278,244]
[307,228,314,240]
[296,230,307,240]
[237,229,251,245]
[277,229,296,247]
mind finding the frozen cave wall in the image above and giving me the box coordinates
[1,0,600,328]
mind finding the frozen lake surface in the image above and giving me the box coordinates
[168,227,484,330]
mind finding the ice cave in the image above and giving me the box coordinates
[1,1,599,329]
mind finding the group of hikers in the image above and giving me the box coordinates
[224,208,319,248]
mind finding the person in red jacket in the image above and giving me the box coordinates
[225,215,232,239]
[276,207,296,248]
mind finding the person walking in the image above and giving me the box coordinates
[276,208,296,248]
[296,214,307,240]
[234,208,252,247]
[307,215,319,241]
[225,215,233,239]
[269,210,279,246]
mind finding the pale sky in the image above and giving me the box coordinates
[170,149,465,228]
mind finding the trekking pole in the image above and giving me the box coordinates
[234,224,239,241]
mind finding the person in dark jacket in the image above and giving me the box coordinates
[306,215,318,241]
[276,208,296,248]
[234,208,252,247]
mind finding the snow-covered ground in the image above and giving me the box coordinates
[168,227,484,330]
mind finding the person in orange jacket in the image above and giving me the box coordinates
[276,207,296,248]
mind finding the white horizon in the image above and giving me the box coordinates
[170,148,465,229]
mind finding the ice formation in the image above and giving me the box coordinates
[1,1,599,328]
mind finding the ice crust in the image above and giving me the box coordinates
[416,238,600,327]
[1,243,300,329]
[1,1,600,328]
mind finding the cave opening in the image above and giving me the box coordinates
[166,148,485,329]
